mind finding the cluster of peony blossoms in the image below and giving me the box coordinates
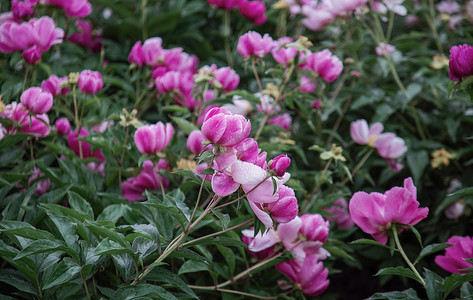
[349,177,429,244]
[237,31,343,83]
[207,0,267,25]
[350,119,407,170]
[242,214,330,296]
[0,16,64,64]
[280,0,368,31]
[435,235,473,274]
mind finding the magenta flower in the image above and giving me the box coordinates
[234,138,259,163]
[237,31,274,59]
[300,76,316,93]
[266,185,299,224]
[238,0,267,25]
[44,0,92,18]
[22,45,41,64]
[201,107,251,147]
[20,113,50,137]
[299,214,330,244]
[374,133,407,159]
[122,159,170,201]
[20,87,53,114]
[55,118,72,136]
[128,41,144,66]
[213,67,240,92]
[134,122,173,154]
[349,177,429,244]
[350,119,384,146]
[312,100,322,109]
[28,167,50,196]
[186,130,212,155]
[271,37,298,64]
[276,255,329,296]
[435,236,473,274]
[11,0,38,20]
[41,74,69,96]
[67,128,98,158]
[269,154,291,177]
[78,70,103,95]
[68,20,102,51]
[323,198,354,229]
[302,49,343,82]
[142,37,163,66]
[207,0,239,10]
[268,113,292,131]
[448,44,473,81]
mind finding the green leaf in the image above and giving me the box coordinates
[443,273,473,299]
[211,209,230,230]
[414,243,452,265]
[375,267,422,284]
[67,191,94,219]
[323,244,355,261]
[447,186,473,197]
[145,268,198,299]
[97,204,128,223]
[170,116,198,135]
[14,239,77,260]
[461,282,473,299]
[42,258,81,289]
[43,210,79,253]
[132,236,157,260]
[407,225,423,248]
[85,221,132,250]
[424,268,444,300]
[0,269,38,296]
[0,134,30,151]
[178,259,209,275]
[165,189,191,222]
[0,220,54,240]
[407,150,429,184]
[111,283,178,300]
[217,245,235,277]
[350,239,398,252]
[368,288,421,300]
[95,237,134,255]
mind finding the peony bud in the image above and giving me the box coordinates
[55,118,72,136]
[269,154,290,177]
[20,87,53,114]
[134,122,173,154]
[78,70,103,95]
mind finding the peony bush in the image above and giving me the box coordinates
[0,0,473,299]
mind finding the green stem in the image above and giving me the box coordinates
[188,285,277,299]
[391,226,426,286]
[182,219,253,248]
[301,158,332,213]
[80,270,92,300]
[341,148,374,186]
[223,10,234,68]
[72,85,83,159]
[386,11,395,42]
[251,58,263,92]
[409,106,426,140]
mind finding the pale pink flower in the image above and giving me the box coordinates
[186,130,211,155]
[444,201,465,219]
[349,177,429,244]
[201,107,251,147]
[300,76,316,93]
[272,37,298,64]
[375,42,396,57]
[350,119,384,146]
[142,37,163,66]
[28,167,50,195]
[374,133,407,159]
[213,67,240,92]
[268,113,292,131]
[301,49,343,82]
[223,96,253,116]
[44,0,92,18]
[242,228,278,259]
[301,6,335,31]
[257,93,280,115]
[436,1,460,14]
[323,198,354,229]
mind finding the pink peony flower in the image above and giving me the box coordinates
[68,20,102,51]
[238,0,267,25]
[234,138,259,163]
[323,198,354,229]
[207,0,240,10]
[142,37,163,66]
[374,133,407,159]
[78,70,103,95]
[436,1,460,14]
[237,31,274,59]
[41,74,69,96]
[122,159,170,201]
[134,122,173,154]
[28,167,50,196]
[201,107,251,147]
[301,6,335,31]
[186,130,211,155]
[11,0,38,20]
[241,228,278,259]
[276,255,329,296]
[128,41,144,66]
[375,42,396,57]
[20,113,51,137]
[22,45,41,64]
[299,214,330,244]
[20,87,53,114]
[257,93,280,115]
[55,118,72,136]
[300,76,316,93]
[44,0,92,18]
[269,154,291,177]
[266,185,299,223]
[268,113,292,131]
[349,177,429,244]
[213,67,240,92]
[67,128,104,159]
[312,100,322,109]
[271,37,298,64]
[435,236,473,274]
[301,49,343,82]
[449,44,473,81]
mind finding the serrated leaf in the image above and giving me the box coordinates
[145,268,198,299]
[414,243,452,265]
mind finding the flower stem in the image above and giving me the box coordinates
[391,226,425,286]
[341,148,374,186]
[72,85,83,159]
[80,270,92,300]
[188,285,277,299]
[182,219,253,248]
[251,58,263,93]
